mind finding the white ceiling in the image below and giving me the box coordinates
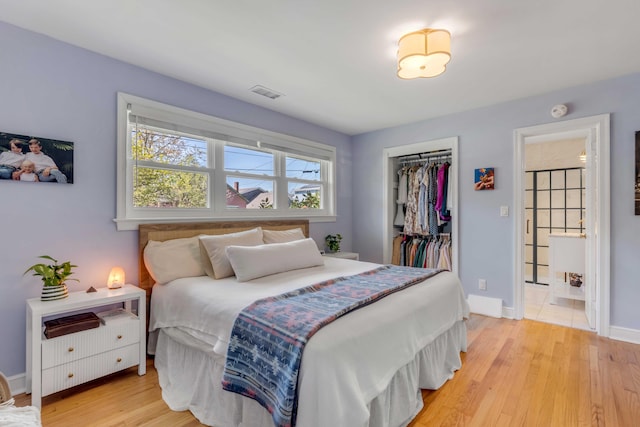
[1,0,640,135]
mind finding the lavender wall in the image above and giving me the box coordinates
[352,73,640,332]
[2,19,639,381]
[0,22,352,377]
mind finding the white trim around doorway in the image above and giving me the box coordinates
[513,114,610,336]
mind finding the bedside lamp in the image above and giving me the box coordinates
[107,267,125,289]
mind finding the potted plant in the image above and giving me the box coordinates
[24,255,78,301]
[324,234,343,253]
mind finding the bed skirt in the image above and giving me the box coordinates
[153,319,467,427]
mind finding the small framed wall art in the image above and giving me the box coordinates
[0,132,73,184]
[474,167,494,191]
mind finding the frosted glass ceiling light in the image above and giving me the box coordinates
[397,28,451,79]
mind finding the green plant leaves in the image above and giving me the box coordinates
[24,255,78,287]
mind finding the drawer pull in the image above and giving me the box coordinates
[68,347,74,352]
[117,357,122,363]
[68,373,74,378]
[117,335,123,339]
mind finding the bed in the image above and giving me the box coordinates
[138,220,469,427]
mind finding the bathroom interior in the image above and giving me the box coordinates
[523,138,591,330]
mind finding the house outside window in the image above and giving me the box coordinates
[115,93,336,230]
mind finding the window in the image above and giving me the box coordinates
[116,93,336,230]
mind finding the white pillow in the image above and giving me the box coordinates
[199,227,264,279]
[226,238,324,282]
[263,227,306,244]
[143,236,205,284]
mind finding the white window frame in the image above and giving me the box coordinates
[115,93,336,231]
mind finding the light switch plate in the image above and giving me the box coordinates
[500,206,509,217]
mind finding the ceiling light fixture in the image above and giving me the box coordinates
[397,28,451,79]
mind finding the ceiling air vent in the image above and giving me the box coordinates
[250,85,284,100]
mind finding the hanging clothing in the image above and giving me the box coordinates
[391,234,452,272]
[418,164,428,233]
[438,238,452,270]
[393,200,405,227]
[403,166,423,235]
[397,168,408,204]
[394,153,453,271]
[401,161,451,236]
[399,238,407,266]
[437,162,451,221]
[428,164,439,236]
[391,235,403,265]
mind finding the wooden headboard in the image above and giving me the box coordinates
[138,219,309,295]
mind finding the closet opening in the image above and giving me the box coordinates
[382,137,458,274]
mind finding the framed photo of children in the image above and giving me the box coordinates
[0,132,73,184]
[474,167,494,190]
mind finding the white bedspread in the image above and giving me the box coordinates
[150,258,469,427]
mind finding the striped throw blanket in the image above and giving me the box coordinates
[221,265,443,427]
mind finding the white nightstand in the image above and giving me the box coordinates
[26,285,146,408]
[323,251,359,261]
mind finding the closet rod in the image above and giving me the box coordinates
[396,149,452,164]
[399,156,450,165]
[399,154,451,165]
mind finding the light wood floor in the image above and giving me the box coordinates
[15,314,640,426]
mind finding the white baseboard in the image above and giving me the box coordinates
[6,372,26,396]
[467,294,503,318]
[609,325,640,345]
[501,306,515,319]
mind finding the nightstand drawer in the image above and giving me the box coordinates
[42,343,140,396]
[42,318,140,369]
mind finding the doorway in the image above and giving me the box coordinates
[523,139,589,329]
[513,114,610,336]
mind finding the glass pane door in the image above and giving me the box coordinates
[525,167,585,285]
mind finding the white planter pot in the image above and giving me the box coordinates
[41,284,69,301]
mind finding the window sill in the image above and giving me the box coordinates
[114,215,337,231]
